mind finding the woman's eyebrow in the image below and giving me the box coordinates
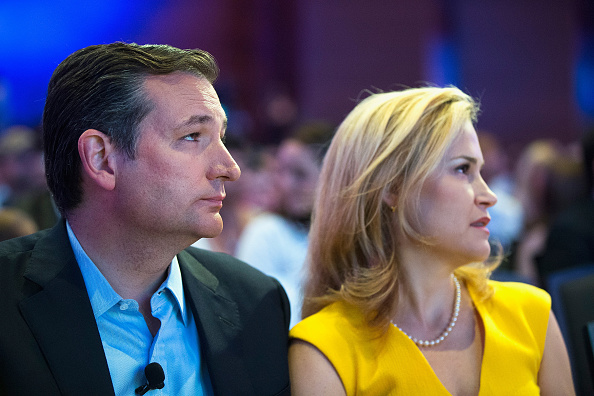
[450,155,478,164]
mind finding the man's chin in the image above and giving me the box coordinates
[197,223,224,239]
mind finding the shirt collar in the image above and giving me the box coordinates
[66,221,188,325]
[161,255,189,326]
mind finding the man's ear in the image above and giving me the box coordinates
[78,129,117,191]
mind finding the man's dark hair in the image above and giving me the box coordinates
[43,42,219,216]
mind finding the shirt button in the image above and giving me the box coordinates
[120,302,129,310]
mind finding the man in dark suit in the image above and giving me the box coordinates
[0,42,290,395]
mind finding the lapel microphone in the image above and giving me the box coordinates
[135,362,165,395]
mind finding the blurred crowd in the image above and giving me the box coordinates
[479,130,594,288]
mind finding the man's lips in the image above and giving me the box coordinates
[203,195,225,204]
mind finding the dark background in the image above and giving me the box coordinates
[1,0,593,164]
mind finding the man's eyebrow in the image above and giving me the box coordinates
[175,114,228,130]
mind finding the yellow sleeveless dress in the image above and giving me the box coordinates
[289,281,550,395]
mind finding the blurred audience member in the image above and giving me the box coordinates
[0,207,37,241]
[512,140,588,284]
[257,84,299,145]
[537,128,594,283]
[235,120,335,327]
[11,187,59,230]
[0,125,60,229]
[0,125,40,205]
[216,80,254,142]
[477,131,523,252]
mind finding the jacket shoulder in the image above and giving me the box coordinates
[182,246,279,287]
[0,230,46,256]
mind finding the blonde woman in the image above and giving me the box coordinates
[289,87,574,395]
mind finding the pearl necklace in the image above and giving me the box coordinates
[393,274,461,347]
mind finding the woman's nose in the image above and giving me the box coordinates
[476,177,497,208]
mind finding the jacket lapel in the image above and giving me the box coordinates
[19,221,115,395]
[178,250,254,395]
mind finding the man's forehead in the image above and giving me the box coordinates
[142,72,219,103]
[144,70,208,85]
[142,73,226,124]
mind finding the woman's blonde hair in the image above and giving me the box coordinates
[302,86,499,329]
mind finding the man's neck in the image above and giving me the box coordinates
[66,213,177,303]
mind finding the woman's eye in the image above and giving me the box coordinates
[455,164,470,174]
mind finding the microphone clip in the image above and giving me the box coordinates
[135,362,165,395]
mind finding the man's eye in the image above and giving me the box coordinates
[183,133,200,141]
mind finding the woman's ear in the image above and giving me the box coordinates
[78,129,116,191]
[383,191,398,209]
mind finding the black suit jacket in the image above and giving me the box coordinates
[0,221,291,395]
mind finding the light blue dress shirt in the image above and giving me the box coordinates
[67,222,212,395]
